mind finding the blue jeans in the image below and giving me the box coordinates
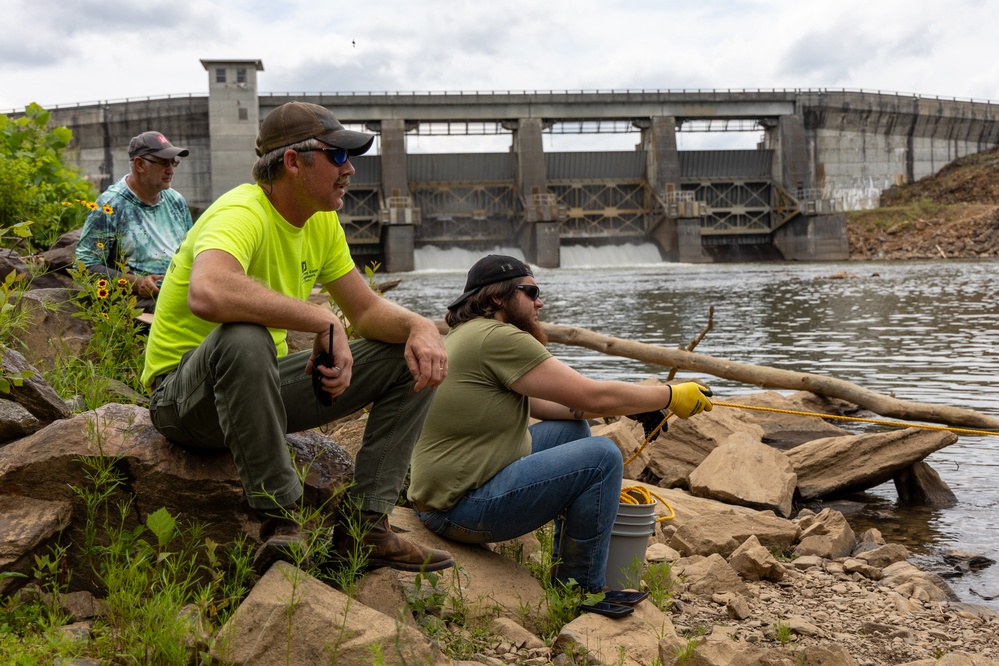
[415,420,623,592]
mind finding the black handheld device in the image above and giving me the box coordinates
[602,590,648,606]
[579,601,634,619]
[313,323,335,407]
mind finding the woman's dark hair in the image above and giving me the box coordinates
[445,278,520,328]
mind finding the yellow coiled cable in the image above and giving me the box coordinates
[620,485,675,523]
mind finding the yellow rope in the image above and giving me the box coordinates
[618,398,998,523]
[711,401,999,437]
[623,413,675,466]
[618,398,997,526]
[620,485,675,522]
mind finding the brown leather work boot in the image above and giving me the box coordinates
[252,510,310,575]
[333,512,455,572]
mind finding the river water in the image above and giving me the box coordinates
[382,244,999,608]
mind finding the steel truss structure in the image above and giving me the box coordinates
[341,180,800,246]
[411,184,518,243]
[339,170,804,249]
[339,188,382,243]
[682,180,772,234]
[547,180,654,238]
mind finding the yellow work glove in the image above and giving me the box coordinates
[667,382,713,418]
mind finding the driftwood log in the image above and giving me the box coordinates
[542,322,999,431]
[432,319,999,431]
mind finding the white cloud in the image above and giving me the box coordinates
[1,0,995,113]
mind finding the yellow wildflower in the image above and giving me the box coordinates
[116,278,128,289]
[96,242,105,249]
[96,278,109,289]
[102,312,109,319]
[61,201,73,207]
[85,201,99,210]
[103,204,113,214]
[97,288,109,299]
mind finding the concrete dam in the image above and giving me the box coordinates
[21,59,999,271]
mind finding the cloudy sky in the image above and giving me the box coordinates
[2,0,995,151]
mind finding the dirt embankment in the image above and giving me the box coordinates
[846,148,999,260]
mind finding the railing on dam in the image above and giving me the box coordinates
[2,93,208,114]
[8,87,998,117]
[260,88,999,104]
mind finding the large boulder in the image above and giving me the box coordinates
[688,433,797,517]
[592,417,649,479]
[668,509,799,558]
[0,249,73,290]
[673,553,749,597]
[0,403,353,593]
[727,534,786,582]
[0,346,71,435]
[793,508,856,559]
[555,599,675,666]
[0,494,72,595]
[643,407,764,488]
[894,460,958,507]
[0,398,42,443]
[881,560,961,603]
[787,428,958,499]
[10,288,90,371]
[391,509,546,620]
[212,561,445,666]
[38,228,82,273]
[722,390,852,448]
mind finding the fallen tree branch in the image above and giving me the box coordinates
[431,318,999,430]
[667,306,713,381]
[540,322,999,431]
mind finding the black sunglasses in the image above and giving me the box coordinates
[298,146,350,166]
[516,284,541,301]
[140,155,180,168]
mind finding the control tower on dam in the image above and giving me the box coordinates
[25,59,999,270]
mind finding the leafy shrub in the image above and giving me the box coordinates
[0,104,96,253]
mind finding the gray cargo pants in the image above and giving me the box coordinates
[148,322,435,513]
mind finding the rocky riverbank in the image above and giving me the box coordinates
[847,148,999,261]
[3,379,998,664]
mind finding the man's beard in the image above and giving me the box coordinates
[506,305,547,345]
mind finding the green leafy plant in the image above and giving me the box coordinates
[402,565,494,660]
[0,221,38,392]
[407,570,447,618]
[0,585,78,665]
[0,104,96,252]
[773,617,793,646]
[65,416,253,664]
[674,636,701,666]
[769,546,795,562]
[643,560,677,612]
[44,254,146,408]
[618,553,645,590]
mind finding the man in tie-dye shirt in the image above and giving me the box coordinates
[75,131,193,313]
